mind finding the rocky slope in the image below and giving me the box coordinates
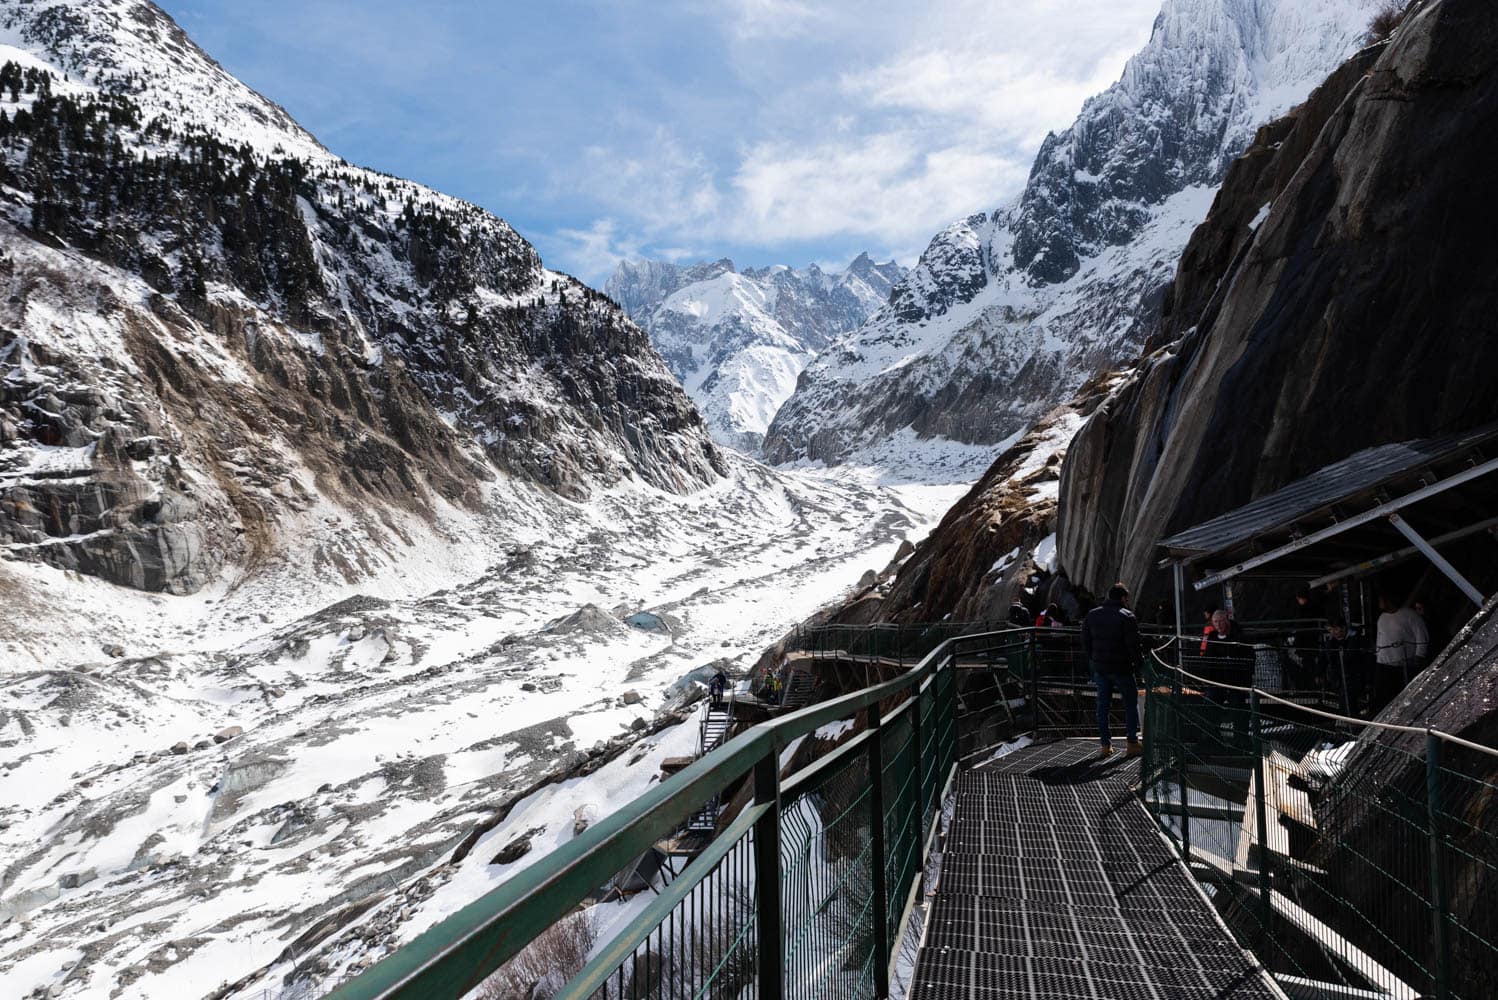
[607,254,904,453]
[1058,0,1498,604]
[0,0,723,602]
[0,455,948,1000]
[763,0,1376,470]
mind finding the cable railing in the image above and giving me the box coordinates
[325,629,1033,1000]
[1142,637,1498,1000]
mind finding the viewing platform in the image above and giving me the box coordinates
[915,740,1277,999]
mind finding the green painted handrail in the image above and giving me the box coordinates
[326,628,1020,1000]
[551,802,768,1000]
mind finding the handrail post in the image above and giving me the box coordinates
[867,702,890,999]
[1426,729,1451,1000]
[912,680,926,865]
[753,753,783,1000]
[1174,665,1190,858]
[1028,629,1040,736]
[1249,689,1274,943]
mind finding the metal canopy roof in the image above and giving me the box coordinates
[1158,423,1498,593]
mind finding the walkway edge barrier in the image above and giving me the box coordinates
[326,630,1019,1000]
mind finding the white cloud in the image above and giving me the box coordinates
[725,0,829,40]
[550,219,640,282]
[543,0,1162,280]
[730,133,1028,247]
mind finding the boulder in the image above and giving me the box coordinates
[572,806,592,837]
[102,644,126,658]
[213,726,243,744]
[621,690,643,706]
[490,836,533,866]
[59,869,96,890]
[170,742,189,755]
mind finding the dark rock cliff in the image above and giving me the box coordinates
[1058,0,1498,603]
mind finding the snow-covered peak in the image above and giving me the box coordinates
[764,0,1375,469]
[659,270,778,332]
[1009,0,1374,284]
[0,0,327,161]
[611,253,907,454]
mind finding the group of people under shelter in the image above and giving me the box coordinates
[1079,580,1439,755]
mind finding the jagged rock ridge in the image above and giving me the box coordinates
[763,0,1376,469]
[0,0,723,595]
[607,253,904,453]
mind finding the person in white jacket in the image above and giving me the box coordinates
[1372,592,1429,713]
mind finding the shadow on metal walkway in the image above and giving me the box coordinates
[912,740,1282,1000]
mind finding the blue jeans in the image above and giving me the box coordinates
[1094,671,1139,746]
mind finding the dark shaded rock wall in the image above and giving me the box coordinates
[1058,0,1498,603]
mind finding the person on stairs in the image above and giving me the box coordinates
[1081,582,1143,757]
[709,668,728,708]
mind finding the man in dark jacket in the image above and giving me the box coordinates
[1081,583,1142,757]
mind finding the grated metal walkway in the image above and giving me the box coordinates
[911,741,1280,1000]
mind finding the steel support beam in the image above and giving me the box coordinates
[1308,515,1498,589]
[1191,454,1498,591]
[1387,514,1486,606]
[1173,562,1185,639]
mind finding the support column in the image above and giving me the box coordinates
[867,704,890,999]
[1173,563,1185,641]
[753,755,783,1000]
[1426,730,1451,1000]
[1250,689,1274,943]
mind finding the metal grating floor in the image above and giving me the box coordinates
[910,740,1279,999]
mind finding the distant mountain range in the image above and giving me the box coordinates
[608,254,904,453]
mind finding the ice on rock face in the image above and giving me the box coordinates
[762,0,1377,473]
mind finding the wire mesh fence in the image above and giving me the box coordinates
[1143,639,1498,1000]
[516,632,1002,1000]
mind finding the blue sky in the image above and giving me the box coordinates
[158,0,1161,283]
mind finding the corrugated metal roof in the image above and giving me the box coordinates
[1161,424,1498,558]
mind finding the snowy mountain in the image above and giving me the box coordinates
[762,0,1378,470]
[0,0,726,602]
[0,3,971,998]
[608,254,904,453]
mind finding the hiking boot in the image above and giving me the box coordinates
[1125,741,1143,757]
[1099,744,1115,758]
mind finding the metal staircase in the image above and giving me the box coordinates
[779,669,817,709]
[684,692,735,833]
